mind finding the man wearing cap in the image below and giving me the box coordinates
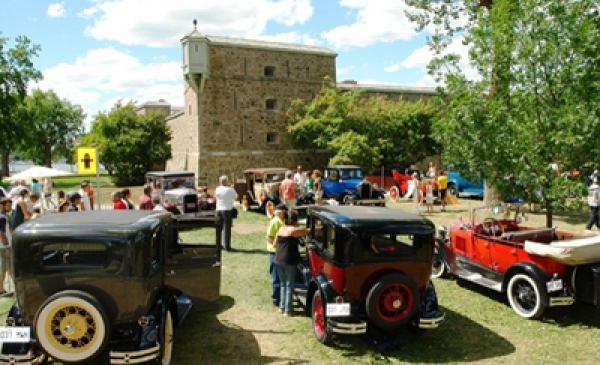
[266,203,287,308]
[78,181,92,211]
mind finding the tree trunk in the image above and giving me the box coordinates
[483,181,502,206]
[1,150,9,178]
[44,144,52,167]
[545,203,553,228]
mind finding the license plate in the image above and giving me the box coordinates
[326,303,350,317]
[547,279,563,293]
[0,326,30,343]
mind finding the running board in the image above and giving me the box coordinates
[456,270,502,292]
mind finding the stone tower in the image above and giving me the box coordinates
[167,23,337,185]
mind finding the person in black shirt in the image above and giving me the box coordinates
[273,209,310,316]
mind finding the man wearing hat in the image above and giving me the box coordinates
[266,203,287,308]
[78,181,92,211]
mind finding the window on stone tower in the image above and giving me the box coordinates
[265,99,277,110]
[264,66,275,77]
[266,132,279,144]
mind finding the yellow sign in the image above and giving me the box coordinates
[77,147,97,174]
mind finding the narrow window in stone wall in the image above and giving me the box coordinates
[244,57,247,75]
[265,99,277,110]
[306,67,310,79]
[233,91,237,109]
[266,132,279,144]
[286,61,290,77]
[264,66,275,77]
[240,124,244,146]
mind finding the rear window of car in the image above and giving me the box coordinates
[363,233,427,256]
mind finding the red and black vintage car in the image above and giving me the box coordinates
[295,206,444,345]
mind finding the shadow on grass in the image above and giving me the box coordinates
[172,295,309,365]
[455,277,600,329]
[325,305,515,363]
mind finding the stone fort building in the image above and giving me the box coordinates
[138,25,436,186]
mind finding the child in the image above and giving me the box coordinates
[411,173,421,213]
[425,179,434,213]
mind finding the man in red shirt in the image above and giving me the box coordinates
[112,191,127,210]
[138,185,154,210]
[279,170,296,208]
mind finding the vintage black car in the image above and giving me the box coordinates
[295,206,444,345]
[0,210,222,364]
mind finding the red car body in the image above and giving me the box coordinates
[389,169,439,202]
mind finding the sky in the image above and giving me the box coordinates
[1,0,469,129]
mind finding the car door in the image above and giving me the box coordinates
[164,216,222,311]
[322,169,342,198]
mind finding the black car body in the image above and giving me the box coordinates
[1,210,222,365]
[295,206,444,344]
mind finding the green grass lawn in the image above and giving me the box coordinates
[1,198,599,364]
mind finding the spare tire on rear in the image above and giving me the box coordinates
[34,290,111,364]
[366,273,420,330]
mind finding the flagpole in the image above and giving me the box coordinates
[95,147,100,210]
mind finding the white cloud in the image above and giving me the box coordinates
[337,66,353,76]
[321,0,418,48]
[47,2,66,18]
[36,47,183,129]
[256,32,320,46]
[383,64,400,73]
[400,36,480,82]
[83,0,314,48]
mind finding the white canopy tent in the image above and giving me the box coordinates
[5,166,73,182]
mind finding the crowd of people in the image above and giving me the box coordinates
[410,162,448,214]
[279,165,323,207]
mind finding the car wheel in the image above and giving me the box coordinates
[242,195,250,211]
[34,290,110,364]
[160,310,174,365]
[342,195,353,205]
[366,273,420,330]
[265,200,275,219]
[431,254,446,279]
[506,273,546,319]
[389,186,400,203]
[447,184,458,197]
[311,291,332,345]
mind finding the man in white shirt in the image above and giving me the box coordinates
[293,165,307,195]
[585,177,600,233]
[215,175,238,251]
[78,181,92,211]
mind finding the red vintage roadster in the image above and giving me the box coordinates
[435,205,600,319]
[388,168,438,203]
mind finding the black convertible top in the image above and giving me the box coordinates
[309,205,434,229]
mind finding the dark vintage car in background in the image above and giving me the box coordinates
[294,206,444,345]
[437,204,600,319]
[322,165,387,206]
[0,211,222,364]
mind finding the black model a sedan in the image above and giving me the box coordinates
[295,205,444,345]
[0,210,222,365]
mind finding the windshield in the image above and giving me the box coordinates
[339,168,364,180]
[265,173,285,183]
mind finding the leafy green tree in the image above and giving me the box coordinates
[16,89,85,166]
[408,0,600,226]
[0,33,42,177]
[286,85,439,174]
[81,101,172,186]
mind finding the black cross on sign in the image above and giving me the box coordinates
[81,153,93,169]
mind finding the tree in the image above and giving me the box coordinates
[80,101,172,186]
[0,33,42,177]
[17,89,85,166]
[408,0,600,226]
[286,84,439,174]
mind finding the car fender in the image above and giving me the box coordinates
[309,273,338,307]
[503,262,551,307]
[155,291,179,326]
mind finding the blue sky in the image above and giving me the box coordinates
[1,0,468,128]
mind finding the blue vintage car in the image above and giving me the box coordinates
[446,170,484,198]
[322,165,386,205]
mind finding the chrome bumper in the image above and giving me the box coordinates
[110,344,160,365]
[418,312,446,329]
[549,295,575,307]
[0,352,45,365]
[353,198,386,205]
[328,319,367,335]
